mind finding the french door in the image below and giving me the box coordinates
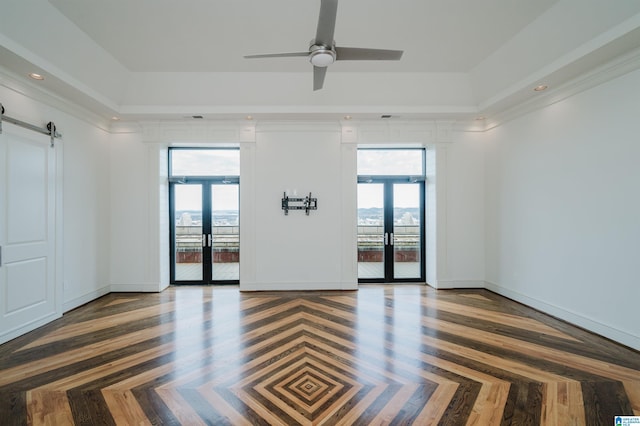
[170,180,239,284]
[357,180,425,283]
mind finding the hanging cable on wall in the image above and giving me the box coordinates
[0,103,62,147]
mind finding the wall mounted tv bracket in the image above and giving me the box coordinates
[282,192,318,215]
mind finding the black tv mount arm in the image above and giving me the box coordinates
[282,192,318,216]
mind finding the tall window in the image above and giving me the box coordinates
[169,148,240,284]
[357,149,425,283]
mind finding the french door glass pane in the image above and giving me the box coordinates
[357,183,384,279]
[171,149,239,176]
[174,184,203,281]
[357,150,423,176]
[211,184,239,281]
[393,184,421,279]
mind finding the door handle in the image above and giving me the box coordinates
[201,234,213,247]
[384,232,388,245]
[390,233,394,246]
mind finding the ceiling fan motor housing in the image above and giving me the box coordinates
[309,44,336,67]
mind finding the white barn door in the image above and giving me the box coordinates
[0,126,60,344]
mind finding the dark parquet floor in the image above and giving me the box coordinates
[0,285,639,425]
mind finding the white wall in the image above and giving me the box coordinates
[60,114,111,309]
[484,68,640,350]
[106,122,356,292]
[436,131,486,288]
[109,132,159,291]
[244,124,355,290]
[106,120,487,292]
[0,81,111,313]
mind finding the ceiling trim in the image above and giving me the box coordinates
[0,65,112,131]
[483,46,640,131]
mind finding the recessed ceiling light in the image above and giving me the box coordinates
[111,116,120,121]
[344,115,352,120]
[245,115,253,120]
[475,116,486,121]
[28,73,44,80]
[534,85,548,92]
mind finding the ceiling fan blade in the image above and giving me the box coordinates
[335,47,403,61]
[313,66,328,91]
[244,52,309,59]
[315,0,338,46]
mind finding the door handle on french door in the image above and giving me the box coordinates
[390,233,394,246]
[384,233,388,246]
[202,234,213,247]
[201,234,213,247]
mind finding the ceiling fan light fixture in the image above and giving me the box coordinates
[244,0,403,90]
[309,48,336,67]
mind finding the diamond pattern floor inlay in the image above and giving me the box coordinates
[1,285,639,425]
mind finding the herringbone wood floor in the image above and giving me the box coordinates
[0,285,638,425]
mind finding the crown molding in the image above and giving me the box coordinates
[3,43,639,136]
[483,47,640,131]
[137,120,256,144]
[254,121,341,134]
[341,120,455,145]
[0,65,112,132]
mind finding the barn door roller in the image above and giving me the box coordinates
[0,103,62,147]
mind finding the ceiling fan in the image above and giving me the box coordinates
[244,0,403,91]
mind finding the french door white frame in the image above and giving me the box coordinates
[357,179,426,283]
[169,179,240,284]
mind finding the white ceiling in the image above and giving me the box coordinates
[1,0,640,126]
[48,0,559,73]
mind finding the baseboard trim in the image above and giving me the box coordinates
[435,280,486,289]
[63,285,111,313]
[485,281,640,351]
[110,283,166,293]
[241,281,358,291]
[0,312,61,345]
